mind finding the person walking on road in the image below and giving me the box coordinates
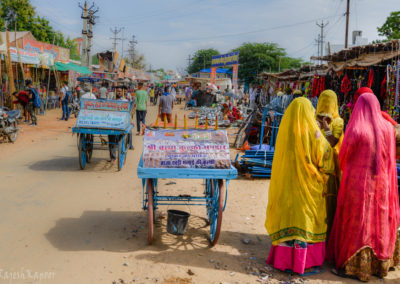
[159,86,174,123]
[134,82,148,135]
[60,81,71,121]
[26,80,40,126]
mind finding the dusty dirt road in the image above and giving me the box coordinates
[0,105,399,284]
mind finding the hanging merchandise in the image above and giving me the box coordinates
[341,75,351,97]
[311,75,319,97]
[380,75,387,101]
[317,76,325,95]
[367,68,374,88]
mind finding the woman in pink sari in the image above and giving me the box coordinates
[327,92,400,281]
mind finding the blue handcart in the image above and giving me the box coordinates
[137,129,238,245]
[72,99,133,171]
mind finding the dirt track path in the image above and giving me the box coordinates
[0,105,397,283]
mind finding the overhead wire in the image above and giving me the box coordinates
[139,14,340,43]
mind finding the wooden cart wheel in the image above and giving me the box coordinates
[209,179,224,246]
[117,135,126,171]
[147,179,154,245]
[78,134,87,170]
[86,134,93,163]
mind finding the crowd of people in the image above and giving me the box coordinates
[263,86,400,282]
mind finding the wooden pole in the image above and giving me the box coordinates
[215,115,218,130]
[205,117,208,129]
[174,114,178,129]
[345,0,350,48]
[195,115,198,129]
[5,31,15,108]
[163,113,167,129]
[184,114,187,129]
[15,20,25,84]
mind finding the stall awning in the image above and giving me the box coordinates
[55,62,92,74]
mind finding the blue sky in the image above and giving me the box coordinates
[31,0,398,72]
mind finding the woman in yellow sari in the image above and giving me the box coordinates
[265,97,334,275]
[316,90,344,238]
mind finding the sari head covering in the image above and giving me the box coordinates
[266,97,334,245]
[327,92,400,268]
[316,90,339,119]
[316,90,344,152]
[351,87,397,125]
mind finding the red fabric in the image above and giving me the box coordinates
[380,76,387,100]
[382,111,397,126]
[327,92,400,268]
[341,75,351,96]
[367,69,374,88]
[311,77,318,98]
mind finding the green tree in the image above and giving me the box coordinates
[378,11,400,40]
[0,0,79,57]
[187,48,220,74]
[232,42,303,83]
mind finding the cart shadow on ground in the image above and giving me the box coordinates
[43,209,395,282]
[28,156,122,172]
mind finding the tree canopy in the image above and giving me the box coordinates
[378,11,400,40]
[0,0,79,59]
[187,48,220,74]
[232,42,303,83]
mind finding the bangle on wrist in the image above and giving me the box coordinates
[325,130,333,136]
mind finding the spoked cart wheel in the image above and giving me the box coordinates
[86,134,93,163]
[146,178,156,244]
[206,179,224,246]
[78,134,87,170]
[117,135,128,171]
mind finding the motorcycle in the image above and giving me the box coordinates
[0,107,21,142]
[69,100,80,118]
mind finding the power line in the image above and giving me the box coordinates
[140,15,339,43]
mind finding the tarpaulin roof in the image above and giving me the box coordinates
[55,62,92,74]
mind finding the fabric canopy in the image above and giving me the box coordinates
[55,62,92,74]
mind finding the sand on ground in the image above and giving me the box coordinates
[0,104,399,284]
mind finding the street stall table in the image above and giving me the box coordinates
[72,99,133,171]
[137,128,237,245]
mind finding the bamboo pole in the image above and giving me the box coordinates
[5,31,15,109]
[205,117,208,129]
[184,114,187,129]
[195,115,198,129]
[15,22,25,84]
[163,113,167,129]
[215,115,218,130]
[174,114,178,129]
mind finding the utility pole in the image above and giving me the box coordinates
[79,2,88,66]
[187,54,192,68]
[110,27,122,54]
[345,0,350,48]
[87,7,98,67]
[128,35,137,64]
[120,27,127,58]
[316,21,328,63]
[79,1,98,67]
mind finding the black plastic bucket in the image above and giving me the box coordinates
[167,210,190,235]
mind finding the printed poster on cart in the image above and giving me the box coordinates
[76,99,131,130]
[143,129,231,169]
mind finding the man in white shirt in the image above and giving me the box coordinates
[99,83,108,99]
[81,86,97,99]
